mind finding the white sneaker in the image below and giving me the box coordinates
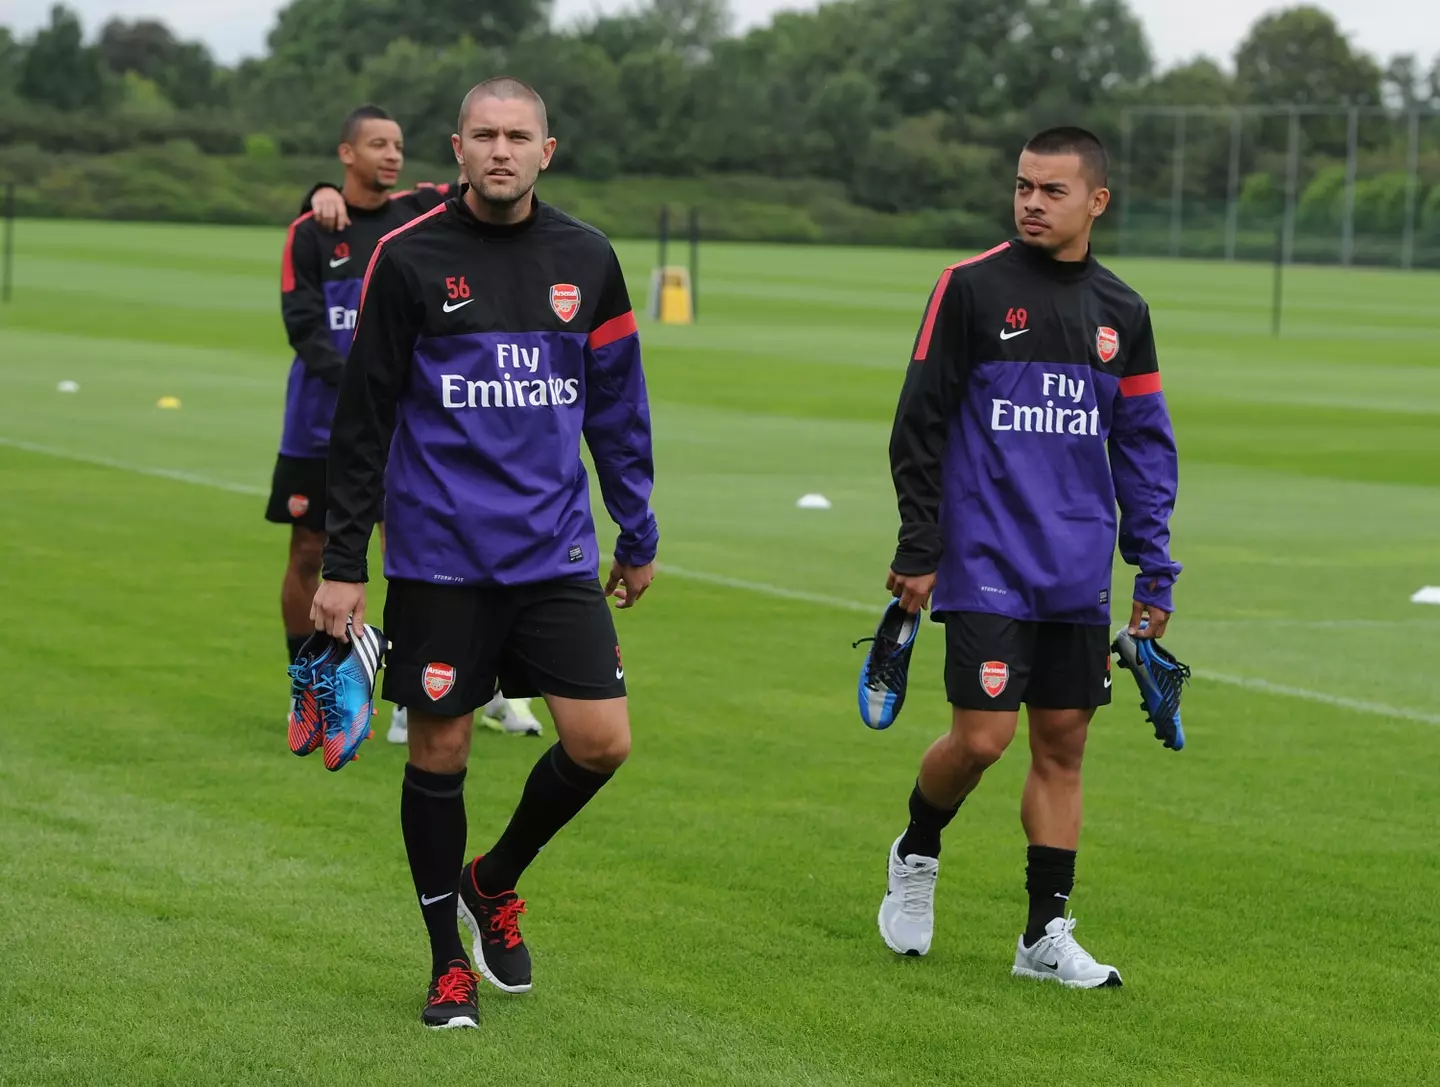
[480,694,543,736]
[1012,914,1122,988]
[386,705,408,745]
[877,835,939,956]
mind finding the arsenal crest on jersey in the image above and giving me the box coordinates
[287,494,310,518]
[423,662,456,701]
[1096,326,1119,363]
[550,283,581,323]
[979,661,1009,698]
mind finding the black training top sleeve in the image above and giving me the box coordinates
[889,268,970,576]
[322,248,423,582]
[280,219,346,386]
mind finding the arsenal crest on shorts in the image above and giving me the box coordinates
[1096,326,1119,363]
[550,283,581,323]
[287,494,309,518]
[979,661,1009,698]
[423,662,456,701]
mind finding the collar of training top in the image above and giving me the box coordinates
[1008,236,1095,283]
[450,184,545,239]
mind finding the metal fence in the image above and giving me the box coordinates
[1116,106,1440,269]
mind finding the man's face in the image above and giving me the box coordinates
[1013,151,1108,252]
[339,118,404,192]
[452,96,555,208]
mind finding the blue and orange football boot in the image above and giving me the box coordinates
[317,623,387,772]
[286,634,338,757]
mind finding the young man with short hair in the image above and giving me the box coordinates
[878,127,1181,989]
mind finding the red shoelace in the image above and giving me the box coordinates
[488,897,528,950]
[429,965,477,1006]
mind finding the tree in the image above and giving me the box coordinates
[0,28,25,102]
[849,112,1004,215]
[18,4,104,111]
[841,0,1150,122]
[506,35,628,178]
[359,37,502,166]
[97,19,221,109]
[266,0,550,74]
[1145,58,1236,106]
[1234,6,1382,107]
[1235,7,1383,158]
[1382,54,1425,110]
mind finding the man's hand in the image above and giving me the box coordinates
[605,560,655,609]
[312,187,350,232]
[887,569,936,614]
[1128,600,1170,639]
[311,579,367,640]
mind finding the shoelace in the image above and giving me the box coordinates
[853,634,905,691]
[1044,915,1097,968]
[487,897,528,949]
[892,860,937,919]
[1147,645,1191,718]
[430,965,477,1006]
[313,674,344,732]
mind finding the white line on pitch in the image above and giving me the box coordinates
[0,437,267,496]
[658,565,1440,726]
[4,437,1435,726]
[1187,670,1440,726]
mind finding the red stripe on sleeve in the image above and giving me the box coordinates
[912,241,1011,361]
[913,268,953,362]
[357,202,449,313]
[1119,372,1163,397]
[280,211,314,293]
[588,310,638,350]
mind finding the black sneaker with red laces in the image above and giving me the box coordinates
[421,959,479,1029]
[459,858,533,994]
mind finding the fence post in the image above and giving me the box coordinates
[1401,110,1420,270]
[1341,107,1359,266]
[1224,108,1242,262]
[1,181,13,305]
[1168,112,1187,258]
[1282,108,1300,267]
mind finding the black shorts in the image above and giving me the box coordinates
[265,455,327,532]
[940,611,1112,712]
[382,577,626,716]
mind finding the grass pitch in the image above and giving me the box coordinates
[1,217,1438,1085]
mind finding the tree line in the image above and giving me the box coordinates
[1,0,1437,254]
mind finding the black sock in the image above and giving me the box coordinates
[286,633,308,663]
[895,782,961,860]
[401,763,469,975]
[471,743,613,896]
[1023,844,1076,946]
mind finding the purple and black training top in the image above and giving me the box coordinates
[321,193,658,588]
[889,239,1181,625]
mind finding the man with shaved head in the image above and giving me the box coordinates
[313,77,658,1030]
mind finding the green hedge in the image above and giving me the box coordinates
[0,143,1024,249]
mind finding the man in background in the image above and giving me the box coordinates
[273,104,541,744]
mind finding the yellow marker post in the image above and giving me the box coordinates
[647,266,693,325]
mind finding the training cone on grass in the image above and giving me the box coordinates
[57,380,79,393]
[157,396,182,409]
